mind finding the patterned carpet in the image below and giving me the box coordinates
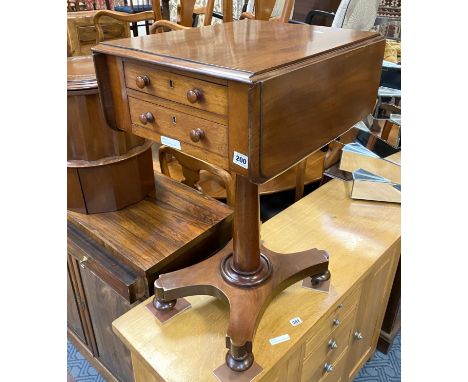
[67,331,400,381]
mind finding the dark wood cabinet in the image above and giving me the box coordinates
[67,173,233,382]
[80,265,137,382]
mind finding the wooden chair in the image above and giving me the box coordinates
[159,145,235,206]
[304,0,380,30]
[150,0,228,32]
[240,0,294,22]
[110,0,160,35]
[94,1,162,43]
[68,0,91,11]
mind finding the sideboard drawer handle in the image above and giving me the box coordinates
[324,363,333,373]
[190,128,205,142]
[328,339,338,349]
[332,318,340,326]
[139,112,154,124]
[79,256,88,269]
[187,88,202,103]
[136,75,150,89]
[354,331,364,341]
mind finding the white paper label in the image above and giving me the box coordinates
[161,136,181,150]
[233,151,248,169]
[269,334,290,345]
[289,317,303,327]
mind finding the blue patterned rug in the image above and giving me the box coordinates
[67,331,400,381]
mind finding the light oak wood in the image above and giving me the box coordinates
[340,150,401,184]
[112,173,400,381]
[68,10,130,56]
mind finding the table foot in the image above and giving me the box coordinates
[225,339,254,372]
[153,239,329,371]
[152,297,177,312]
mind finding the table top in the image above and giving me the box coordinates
[95,20,381,82]
[112,173,401,381]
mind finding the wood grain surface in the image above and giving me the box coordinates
[68,172,233,276]
[94,20,382,82]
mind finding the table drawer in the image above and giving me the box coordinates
[124,61,228,115]
[129,96,227,158]
[302,308,354,381]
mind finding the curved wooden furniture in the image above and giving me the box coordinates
[67,56,154,214]
[150,0,224,33]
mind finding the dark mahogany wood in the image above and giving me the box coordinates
[93,21,385,371]
[154,239,329,369]
[67,172,233,381]
[232,176,260,273]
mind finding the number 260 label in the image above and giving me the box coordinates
[233,151,248,169]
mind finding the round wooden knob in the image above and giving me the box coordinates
[139,112,154,124]
[190,128,205,142]
[186,88,202,103]
[136,75,150,89]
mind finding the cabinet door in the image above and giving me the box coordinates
[67,263,86,343]
[80,265,138,382]
[345,256,396,379]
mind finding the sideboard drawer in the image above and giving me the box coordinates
[128,96,228,158]
[124,61,228,115]
[303,285,361,357]
[324,286,361,332]
[302,307,354,381]
[304,308,354,364]
[303,340,348,382]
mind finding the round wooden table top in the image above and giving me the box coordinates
[67,56,97,91]
[152,146,326,199]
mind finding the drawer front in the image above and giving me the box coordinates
[67,223,145,303]
[129,96,228,158]
[321,286,361,337]
[303,344,348,382]
[304,286,361,356]
[125,61,228,115]
[321,348,348,382]
[302,309,354,381]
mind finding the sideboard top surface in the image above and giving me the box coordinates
[93,20,381,82]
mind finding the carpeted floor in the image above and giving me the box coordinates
[67,331,400,381]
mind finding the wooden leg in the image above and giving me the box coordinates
[153,175,330,372]
[294,159,307,201]
[132,22,139,37]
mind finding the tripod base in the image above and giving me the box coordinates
[153,239,329,372]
